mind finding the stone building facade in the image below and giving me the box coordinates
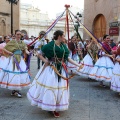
[0,0,20,37]
[84,0,120,41]
[20,3,83,40]
[20,3,50,37]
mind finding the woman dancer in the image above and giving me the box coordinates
[67,35,80,74]
[89,35,114,87]
[0,36,11,67]
[0,30,31,97]
[111,46,120,94]
[77,40,98,78]
[27,30,80,118]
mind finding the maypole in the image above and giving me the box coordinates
[65,4,70,42]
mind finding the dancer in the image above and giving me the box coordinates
[0,41,6,56]
[89,35,114,87]
[67,35,80,74]
[27,30,80,118]
[77,40,98,78]
[111,46,120,94]
[0,36,11,67]
[68,35,80,63]
[0,30,31,97]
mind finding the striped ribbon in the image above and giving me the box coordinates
[68,12,95,63]
[12,54,31,79]
[1,68,28,74]
[69,10,111,55]
[26,52,32,70]
[13,51,33,71]
[0,11,65,76]
[13,55,23,72]
[28,10,65,46]
[67,64,113,69]
[0,55,31,79]
[62,62,69,89]
[94,65,113,69]
[4,11,65,76]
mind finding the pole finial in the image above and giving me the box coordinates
[64,4,70,9]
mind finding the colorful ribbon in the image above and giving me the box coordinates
[68,12,95,63]
[28,10,65,47]
[69,10,111,55]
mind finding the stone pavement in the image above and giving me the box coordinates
[0,56,120,120]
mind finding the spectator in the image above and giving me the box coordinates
[34,31,47,69]
[12,34,16,40]
[0,36,3,44]
[110,38,116,48]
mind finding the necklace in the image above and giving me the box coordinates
[53,41,65,71]
[55,41,61,48]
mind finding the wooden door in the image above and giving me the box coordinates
[93,14,106,38]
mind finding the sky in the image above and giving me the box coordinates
[21,0,84,19]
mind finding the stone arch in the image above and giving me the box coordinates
[93,14,106,39]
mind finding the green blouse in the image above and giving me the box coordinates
[41,40,69,60]
[5,40,27,63]
[41,40,69,71]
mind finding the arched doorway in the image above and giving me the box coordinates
[21,30,27,35]
[93,14,106,39]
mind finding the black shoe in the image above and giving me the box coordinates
[99,84,106,88]
[38,66,40,69]
[11,90,22,98]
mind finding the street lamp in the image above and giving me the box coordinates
[77,12,82,18]
[6,0,19,34]
[75,21,80,37]
[74,12,82,38]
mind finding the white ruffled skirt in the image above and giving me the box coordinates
[77,54,94,77]
[0,56,31,90]
[27,64,69,111]
[89,56,114,82]
[67,51,79,74]
[111,55,120,92]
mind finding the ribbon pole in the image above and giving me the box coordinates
[65,4,70,42]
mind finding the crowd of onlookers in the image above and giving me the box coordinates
[77,36,120,58]
[0,32,120,69]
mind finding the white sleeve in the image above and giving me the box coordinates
[34,41,42,49]
[23,40,32,45]
[44,40,47,45]
[69,51,72,58]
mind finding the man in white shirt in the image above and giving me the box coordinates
[23,35,33,45]
[34,31,47,69]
